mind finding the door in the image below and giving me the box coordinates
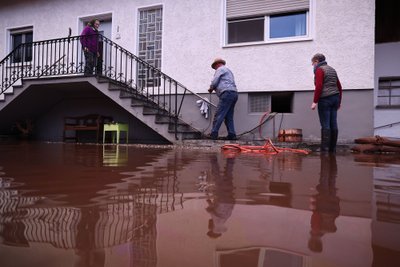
[80,18,112,75]
[81,18,111,39]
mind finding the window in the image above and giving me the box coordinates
[271,92,293,113]
[10,27,33,63]
[377,77,400,108]
[248,93,270,113]
[270,12,307,39]
[226,0,310,45]
[228,17,264,44]
[137,7,163,87]
[217,247,308,267]
[248,92,293,113]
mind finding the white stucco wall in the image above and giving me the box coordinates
[374,42,400,137]
[162,0,375,93]
[0,0,375,93]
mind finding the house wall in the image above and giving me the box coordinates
[0,0,375,141]
[374,42,400,138]
[195,89,373,142]
[0,0,375,92]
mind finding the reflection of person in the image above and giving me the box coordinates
[310,53,342,153]
[74,207,105,267]
[206,155,235,238]
[308,154,340,252]
[207,58,238,140]
[80,19,101,76]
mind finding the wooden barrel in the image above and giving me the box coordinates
[278,128,303,142]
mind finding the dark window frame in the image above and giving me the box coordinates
[248,92,294,114]
[377,77,400,109]
[10,28,33,63]
[271,92,294,113]
[227,17,265,44]
[248,92,270,113]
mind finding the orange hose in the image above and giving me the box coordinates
[258,111,270,140]
[221,139,309,155]
[225,110,308,155]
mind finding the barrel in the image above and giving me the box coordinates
[278,129,303,142]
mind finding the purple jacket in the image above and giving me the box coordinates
[80,26,99,53]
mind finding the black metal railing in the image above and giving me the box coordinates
[374,121,400,129]
[0,34,214,138]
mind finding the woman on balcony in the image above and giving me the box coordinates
[80,19,101,76]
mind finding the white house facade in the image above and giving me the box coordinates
[0,0,376,143]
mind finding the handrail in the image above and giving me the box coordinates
[0,33,215,139]
[97,34,216,107]
[374,121,400,129]
[37,55,66,78]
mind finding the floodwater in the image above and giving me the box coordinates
[0,142,399,267]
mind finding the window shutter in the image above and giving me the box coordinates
[226,0,310,19]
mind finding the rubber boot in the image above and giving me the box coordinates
[321,129,331,153]
[329,129,338,153]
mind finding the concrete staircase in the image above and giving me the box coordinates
[0,78,23,101]
[93,77,203,143]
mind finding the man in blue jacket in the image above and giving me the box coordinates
[208,58,239,140]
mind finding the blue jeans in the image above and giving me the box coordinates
[211,91,238,138]
[317,94,340,130]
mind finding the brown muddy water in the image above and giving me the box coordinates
[0,142,399,267]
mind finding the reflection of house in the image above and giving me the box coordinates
[0,146,189,266]
[0,189,158,249]
[216,247,310,267]
[0,0,378,143]
[372,161,400,265]
[157,202,372,267]
[0,185,181,266]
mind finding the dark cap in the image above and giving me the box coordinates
[311,53,326,62]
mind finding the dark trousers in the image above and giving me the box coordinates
[84,51,96,75]
[211,91,238,138]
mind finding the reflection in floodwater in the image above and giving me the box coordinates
[102,145,129,167]
[0,143,176,267]
[205,155,235,238]
[308,154,340,253]
[0,143,399,266]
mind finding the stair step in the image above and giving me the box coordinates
[96,77,110,83]
[142,106,169,115]
[4,87,14,94]
[168,123,196,133]
[131,99,158,108]
[179,132,203,140]
[109,85,126,91]
[154,115,187,125]
[130,94,149,101]
[119,90,138,98]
